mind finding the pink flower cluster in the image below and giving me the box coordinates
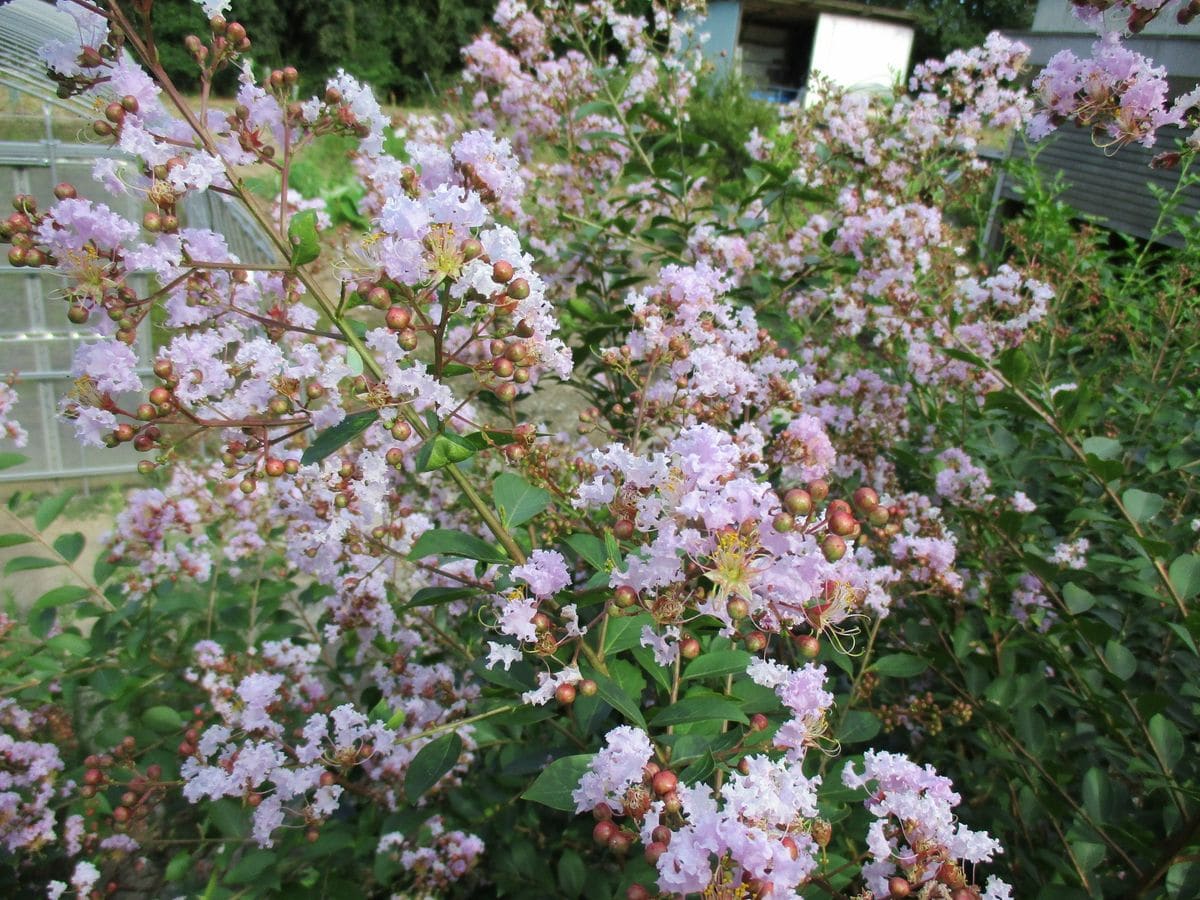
[1031,33,1185,149]
[0,380,27,448]
[0,701,64,854]
[378,816,486,894]
[843,750,1011,899]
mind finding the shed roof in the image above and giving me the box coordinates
[1002,129,1200,248]
[741,0,917,25]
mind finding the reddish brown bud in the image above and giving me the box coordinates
[783,489,812,517]
[614,585,639,608]
[852,486,879,512]
[652,770,678,796]
[491,260,514,284]
[808,479,830,503]
[821,534,846,562]
[506,277,530,300]
[555,683,577,705]
[828,510,857,536]
[385,305,412,330]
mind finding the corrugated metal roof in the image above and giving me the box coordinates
[1001,128,1200,248]
[741,0,917,25]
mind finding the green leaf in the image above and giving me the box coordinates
[0,452,28,471]
[301,409,378,465]
[997,347,1031,386]
[557,849,586,898]
[837,710,881,744]
[1122,489,1164,523]
[5,556,59,574]
[47,633,89,656]
[574,100,615,121]
[400,586,479,610]
[32,584,90,613]
[1103,640,1137,680]
[226,849,277,885]
[404,732,462,803]
[588,670,646,729]
[1064,582,1096,615]
[414,433,477,472]
[522,754,596,810]
[564,533,607,571]
[53,531,85,563]
[940,346,987,368]
[408,528,508,564]
[683,650,751,681]
[1149,714,1183,771]
[35,490,75,531]
[631,645,672,692]
[165,852,192,882]
[345,347,363,377]
[287,208,321,265]
[651,696,748,729]
[1168,622,1199,657]
[1169,555,1200,600]
[0,533,32,548]
[1082,766,1112,823]
[1081,436,1122,460]
[871,653,929,678]
[142,705,184,733]
[493,473,551,528]
[603,613,654,655]
[680,751,716,785]
[207,799,248,839]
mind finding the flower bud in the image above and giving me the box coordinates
[852,486,879,512]
[808,479,830,503]
[828,510,857,536]
[385,304,411,329]
[744,631,768,652]
[644,842,667,864]
[651,770,677,796]
[491,260,514,284]
[614,585,638,608]
[821,534,846,562]
[680,637,701,659]
[506,277,530,300]
[555,683,576,705]
[783,489,811,517]
[795,634,820,659]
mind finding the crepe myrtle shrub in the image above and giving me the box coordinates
[1,0,1198,897]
